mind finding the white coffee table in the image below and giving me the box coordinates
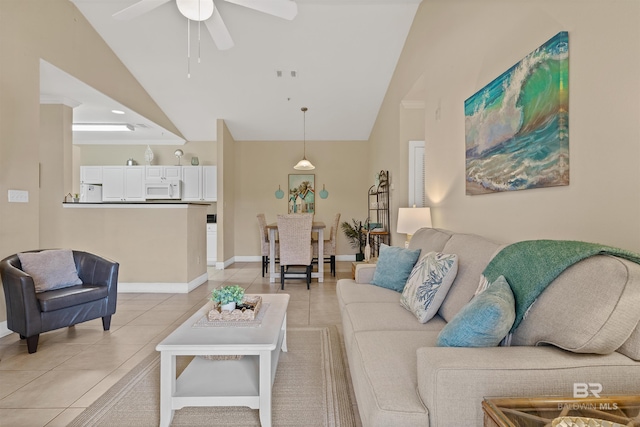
[155,294,290,427]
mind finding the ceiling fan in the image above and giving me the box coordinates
[113,0,298,51]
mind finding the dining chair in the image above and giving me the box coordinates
[257,213,278,277]
[277,213,314,290]
[313,213,340,276]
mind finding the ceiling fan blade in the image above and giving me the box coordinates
[113,0,171,20]
[223,0,298,20]
[205,9,235,50]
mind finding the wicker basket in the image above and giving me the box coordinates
[208,295,263,321]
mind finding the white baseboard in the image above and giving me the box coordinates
[118,272,208,294]
[210,254,357,270]
[234,256,261,262]
[216,257,234,270]
[235,255,356,262]
[0,321,11,338]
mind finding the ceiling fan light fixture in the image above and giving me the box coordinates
[293,107,315,170]
[177,0,214,21]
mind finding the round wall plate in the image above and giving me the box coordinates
[319,185,329,199]
[275,187,285,199]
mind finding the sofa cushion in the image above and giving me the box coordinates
[349,330,437,426]
[511,256,640,355]
[437,275,515,347]
[618,321,640,361]
[36,285,108,312]
[408,227,454,254]
[337,280,401,312]
[400,252,458,323]
[18,249,83,293]
[344,302,447,335]
[370,244,421,292]
[438,233,502,322]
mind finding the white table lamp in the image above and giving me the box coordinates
[397,207,432,247]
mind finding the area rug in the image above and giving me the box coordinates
[69,326,356,426]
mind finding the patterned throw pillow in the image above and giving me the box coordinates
[400,252,459,323]
[436,275,515,347]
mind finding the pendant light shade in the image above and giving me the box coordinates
[294,107,315,170]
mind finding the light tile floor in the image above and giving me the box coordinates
[0,261,360,427]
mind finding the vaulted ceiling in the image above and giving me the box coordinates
[64,0,421,143]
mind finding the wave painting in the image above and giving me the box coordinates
[465,32,569,195]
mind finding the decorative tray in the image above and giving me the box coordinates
[208,295,262,321]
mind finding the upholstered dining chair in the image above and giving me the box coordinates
[313,213,340,276]
[277,213,314,290]
[257,213,278,277]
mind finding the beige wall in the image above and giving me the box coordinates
[232,140,371,258]
[218,120,236,264]
[370,0,640,252]
[54,205,207,284]
[78,142,216,168]
[39,104,74,248]
[0,0,185,323]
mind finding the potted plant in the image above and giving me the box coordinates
[211,285,245,312]
[341,219,368,261]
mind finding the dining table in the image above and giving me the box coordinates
[266,221,326,283]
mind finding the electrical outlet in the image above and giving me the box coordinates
[8,190,29,203]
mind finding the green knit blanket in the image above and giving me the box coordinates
[481,240,640,332]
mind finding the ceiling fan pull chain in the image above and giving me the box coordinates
[187,18,191,78]
[198,0,202,63]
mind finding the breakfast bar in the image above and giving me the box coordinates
[61,202,209,293]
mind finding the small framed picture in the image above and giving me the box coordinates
[288,174,315,214]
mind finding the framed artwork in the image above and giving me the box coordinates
[288,174,315,214]
[464,31,569,195]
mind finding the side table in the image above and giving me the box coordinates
[351,259,377,279]
[483,396,640,427]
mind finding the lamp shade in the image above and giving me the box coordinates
[293,106,315,170]
[397,207,432,235]
[294,158,315,170]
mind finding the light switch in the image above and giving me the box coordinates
[8,190,29,203]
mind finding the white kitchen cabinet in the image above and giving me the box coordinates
[203,166,217,201]
[182,166,217,201]
[146,166,181,181]
[206,223,217,265]
[80,166,103,184]
[181,166,202,200]
[102,166,145,201]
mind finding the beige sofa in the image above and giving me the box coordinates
[337,228,640,426]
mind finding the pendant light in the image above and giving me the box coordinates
[294,107,315,170]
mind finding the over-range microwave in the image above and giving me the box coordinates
[145,180,182,200]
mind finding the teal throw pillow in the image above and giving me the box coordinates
[436,275,515,347]
[370,244,421,292]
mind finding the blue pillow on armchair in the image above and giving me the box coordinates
[370,244,421,292]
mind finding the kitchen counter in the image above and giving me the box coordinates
[57,203,209,293]
[63,201,211,207]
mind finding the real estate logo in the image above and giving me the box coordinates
[561,383,619,411]
[573,382,602,398]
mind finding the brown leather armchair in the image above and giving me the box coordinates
[0,250,119,353]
